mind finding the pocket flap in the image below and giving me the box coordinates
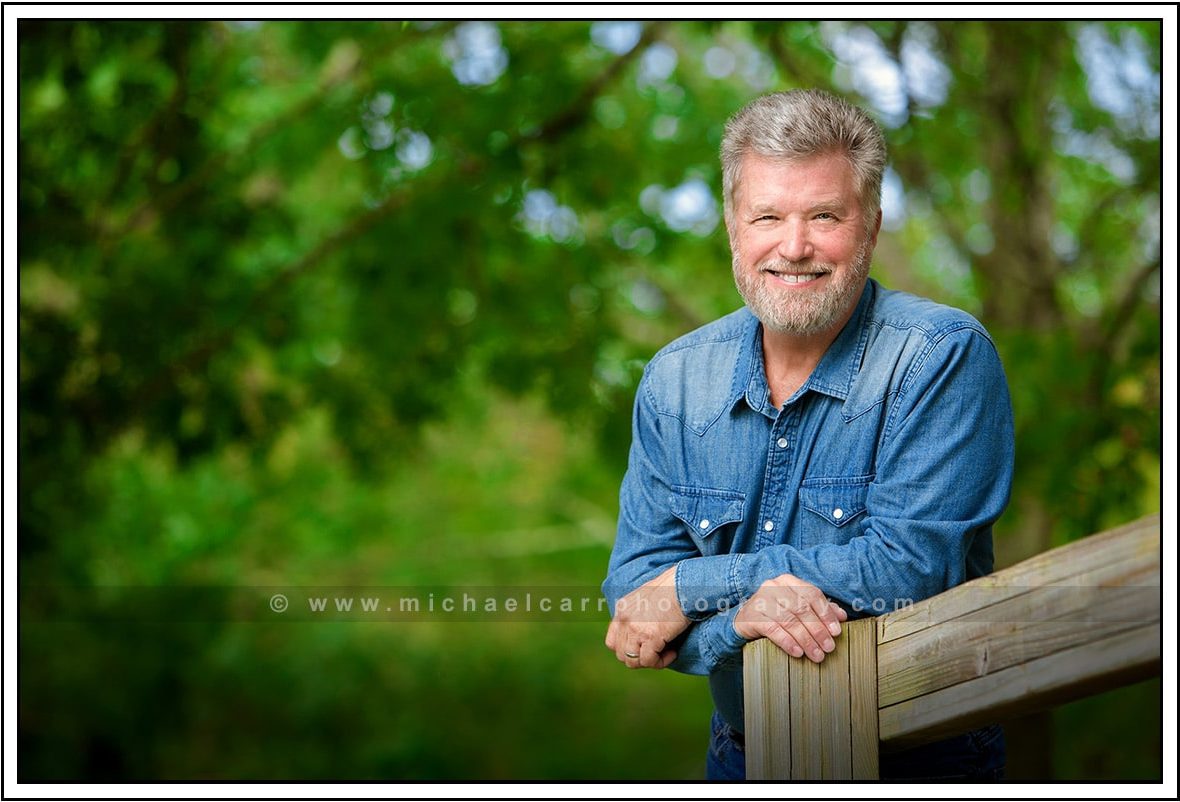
[798,476,871,528]
[669,485,745,538]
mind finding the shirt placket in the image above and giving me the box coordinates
[755,403,799,550]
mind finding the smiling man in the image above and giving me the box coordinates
[603,90,1014,780]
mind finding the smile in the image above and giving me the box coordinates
[764,270,827,285]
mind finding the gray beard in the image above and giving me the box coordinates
[732,242,871,337]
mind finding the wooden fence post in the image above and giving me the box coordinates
[744,617,879,779]
[742,515,1160,779]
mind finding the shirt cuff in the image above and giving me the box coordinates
[698,607,750,671]
[675,553,749,619]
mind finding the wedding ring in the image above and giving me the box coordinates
[625,651,640,659]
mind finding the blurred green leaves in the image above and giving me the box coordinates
[18,19,1160,780]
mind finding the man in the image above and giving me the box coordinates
[602,89,1013,780]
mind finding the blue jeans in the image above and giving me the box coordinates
[706,711,1005,781]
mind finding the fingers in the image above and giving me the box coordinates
[789,614,835,663]
[605,586,690,669]
[794,581,844,641]
[612,636,672,670]
[763,604,828,662]
[759,621,806,659]
[734,579,851,664]
[758,593,833,661]
[611,640,674,670]
[604,618,618,650]
[606,618,673,669]
[638,638,666,668]
[748,618,829,664]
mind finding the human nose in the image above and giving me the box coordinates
[776,219,813,262]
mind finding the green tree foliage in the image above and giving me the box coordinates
[18,19,1161,780]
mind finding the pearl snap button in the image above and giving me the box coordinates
[833,508,844,520]
[764,520,774,531]
[776,437,788,448]
[699,519,710,529]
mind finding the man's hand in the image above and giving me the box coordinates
[734,573,848,663]
[605,566,689,669]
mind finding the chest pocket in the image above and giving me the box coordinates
[797,475,872,548]
[669,485,746,557]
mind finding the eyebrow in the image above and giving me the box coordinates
[744,198,850,215]
[745,202,779,216]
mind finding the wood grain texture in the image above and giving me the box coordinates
[879,622,1161,747]
[743,515,1161,773]
[874,515,1159,747]
[743,638,791,780]
[878,515,1159,644]
[877,582,1159,707]
[819,622,852,780]
[789,651,823,778]
[743,619,880,779]
[848,619,879,779]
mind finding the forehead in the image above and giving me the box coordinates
[736,152,860,209]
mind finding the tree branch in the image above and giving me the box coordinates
[1099,259,1161,350]
[99,26,195,213]
[118,182,424,432]
[111,22,668,442]
[1075,257,1160,413]
[767,25,838,90]
[888,149,975,257]
[98,25,411,246]
[515,22,665,147]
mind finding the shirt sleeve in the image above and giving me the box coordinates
[676,326,1015,613]
[602,367,702,609]
[602,366,745,674]
[666,605,749,674]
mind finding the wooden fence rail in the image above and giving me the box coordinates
[743,514,1161,780]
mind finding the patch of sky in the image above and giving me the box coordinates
[337,127,366,160]
[361,91,396,151]
[638,43,678,88]
[628,279,666,314]
[396,130,433,171]
[444,22,509,87]
[737,43,775,91]
[651,114,679,141]
[963,169,991,204]
[880,167,906,232]
[900,22,951,110]
[822,22,907,127]
[611,222,657,255]
[1075,24,1160,139]
[704,46,737,79]
[590,21,642,55]
[519,189,582,245]
[640,178,719,236]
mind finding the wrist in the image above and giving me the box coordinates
[732,604,753,641]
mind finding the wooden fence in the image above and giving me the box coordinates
[743,514,1161,780]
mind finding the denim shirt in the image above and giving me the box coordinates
[602,279,1014,732]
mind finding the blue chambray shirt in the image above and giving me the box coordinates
[603,279,1015,732]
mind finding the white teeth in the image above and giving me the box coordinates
[776,273,821,284]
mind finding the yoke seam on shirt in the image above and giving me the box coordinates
[647,328,748,363]
[882,321,990,442]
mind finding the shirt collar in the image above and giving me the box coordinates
[733,279,877,414]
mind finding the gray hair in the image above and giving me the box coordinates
[720,90,887,233]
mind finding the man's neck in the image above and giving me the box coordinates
[760,285,865,408]
[761,326,840,409]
